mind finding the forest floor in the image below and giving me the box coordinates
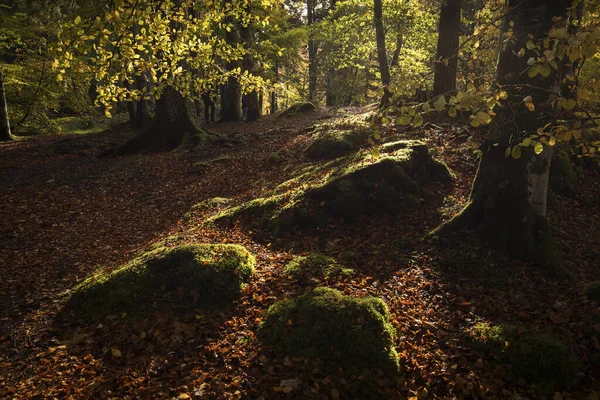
[1,107,599,399]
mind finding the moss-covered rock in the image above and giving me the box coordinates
[214,143,453,234]
[66,244,255,322]
[507,333,579,389]
[306,124,370,160]
[470,323,579,389]
[279,102,317,118]
[283,253,354,282]
[584,281,600,302]
[266,150,286,164]
[260,288,399,374]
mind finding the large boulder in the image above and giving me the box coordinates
[213,142,453,234]
[306,123,371,160]
[279,102,317,118]
[260,288,399,374]
[66,244,255,321]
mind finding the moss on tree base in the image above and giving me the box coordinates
[260,288,399,375]
[65,244,255,322]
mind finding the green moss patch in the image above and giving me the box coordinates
[213,141,452,234]
[470,323,579,389]
[279,102,317,118]
[549,148,579,196]
[66,244,255,322]
[306,123,371,160]
[266,150,287,164]
[260,288,399,374]
[283,253,354,282]
[584,281,600,302]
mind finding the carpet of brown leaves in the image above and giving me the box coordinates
[0,109,599,399]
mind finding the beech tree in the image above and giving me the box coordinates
[433,0,461,96]
[54,0,272,152]
[434,0,571,275]
[374,0,391,108]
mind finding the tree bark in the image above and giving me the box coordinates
[271,62,278,114]
[325,0,337,106]
[219,9,242,122]
[432,0,461,97]
[135,72,153,129]
[390,33,404,69]
[112,86,211,155]
[0,66,12,141]
[433,0,570,276]
[374,0,391,108]
[241,17,260,121]
[307,0,318,103]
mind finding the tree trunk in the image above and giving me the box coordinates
[374,0,391,108]
[325,0,337,106]
[432,0,461,97]
[135,73,153,129]
[307,0,318,103]
[433,0,570,276]
[271,63,278,114]
[112,86,210,155]
[0,66,12,141]
[390,33,404,69]
[219,11,242,122]
[241,18,260,122]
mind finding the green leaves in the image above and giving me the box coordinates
[433,95,446,112]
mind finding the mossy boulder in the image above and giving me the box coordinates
[260,288,399,374]
[266,150,287,164]
[66,244,255,322]
[279,102,317,118]
[471,323,579,389]
[214,143,453,234]
[306,124,370,160]
[283,253,354,282]
[584,281,600,302]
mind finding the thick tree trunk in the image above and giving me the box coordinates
[241,19,260,122]
[220,77,241,122]
[433,0,570,276]
[271,62,278,114]
[432,0,461,96]
[307,0,318,103]
[374,0,391,108]
[0,67,12,141]
[135,73,153,129]
[220,11,242,122]
[112,87,210,155]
